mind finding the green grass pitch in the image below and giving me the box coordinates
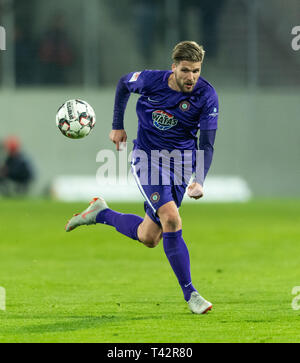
[0,199,299,343]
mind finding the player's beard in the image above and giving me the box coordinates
[174,74,195,93]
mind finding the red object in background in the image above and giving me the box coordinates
[3,136,21,155]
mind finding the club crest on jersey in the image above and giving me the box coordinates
[152,110,178,131]
[179,101,190,112]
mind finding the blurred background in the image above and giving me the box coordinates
[0,0,299,201]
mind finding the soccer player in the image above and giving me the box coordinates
[66,41,218,314]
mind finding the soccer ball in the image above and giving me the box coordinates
[56,99,96,139]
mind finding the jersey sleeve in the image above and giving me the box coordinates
[193,129,216,185]
[112,70,153,129]
[199,129,216,180]
[198,89,219,130]
[123,70,153,94]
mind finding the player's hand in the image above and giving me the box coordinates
[109,129,127,151]
[187,182,204,200]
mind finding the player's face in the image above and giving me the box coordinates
[171,61,202,93]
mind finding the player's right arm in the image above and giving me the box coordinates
[111,71,148,151]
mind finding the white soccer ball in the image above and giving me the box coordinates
[56,99,96,139]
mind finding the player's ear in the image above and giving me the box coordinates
[171,63,177,72]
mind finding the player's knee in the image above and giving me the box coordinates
[144,240,159,248]
[161,214,182,232]
[141,232,162,248]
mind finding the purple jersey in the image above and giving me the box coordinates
[122,70,218,154]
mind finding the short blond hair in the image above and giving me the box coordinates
[172,41,205,64]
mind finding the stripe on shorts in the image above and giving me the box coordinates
[131,158,157,214]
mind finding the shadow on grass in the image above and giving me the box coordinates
[0,314,162,335]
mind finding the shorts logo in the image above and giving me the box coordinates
[152,110,178,131]
[150,192,160,203]
[180,101,190,112]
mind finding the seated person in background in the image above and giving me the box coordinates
[0,136,34,196]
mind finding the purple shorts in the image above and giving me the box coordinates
[131,155,188,226]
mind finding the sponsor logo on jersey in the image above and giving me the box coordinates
[209,107,218,117]
[152,110,178,131]
[179,101,191,112]
[129,72,141,82]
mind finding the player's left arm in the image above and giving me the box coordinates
[187,130,217,199]
[188,89,219,200]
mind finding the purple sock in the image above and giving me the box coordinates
[163,230,197,301]
[96,209,143,241]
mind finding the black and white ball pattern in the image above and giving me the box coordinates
[56,99,96,139]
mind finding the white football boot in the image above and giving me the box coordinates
[65,197,108,232]
[188,292,212,314]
